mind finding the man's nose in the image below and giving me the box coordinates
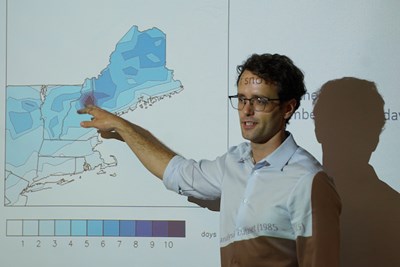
[242,100,255,115]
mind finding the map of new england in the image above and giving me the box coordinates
[5,26,183,206]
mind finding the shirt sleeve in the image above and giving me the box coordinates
[295,172,342,267]
[163,155,224,200]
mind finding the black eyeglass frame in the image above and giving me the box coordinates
[228,94,281,112]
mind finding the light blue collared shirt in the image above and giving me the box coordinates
[163,133,327,247]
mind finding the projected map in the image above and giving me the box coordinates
[5,26,183,206]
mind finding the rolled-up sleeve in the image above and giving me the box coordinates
[163,155,224,200]
[163,155,186,193]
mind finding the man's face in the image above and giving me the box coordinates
[237,70,293,145]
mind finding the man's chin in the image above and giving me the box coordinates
[240,132,254,142]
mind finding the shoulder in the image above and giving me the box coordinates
[287,146,323,175]
[225,142,251,161]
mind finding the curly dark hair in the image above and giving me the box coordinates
[236,53,306,121]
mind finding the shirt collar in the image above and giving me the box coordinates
[238,132,299,171]
[239,145,253,163]
[265,133,298,170]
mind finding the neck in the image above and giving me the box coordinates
[251,130,287,162]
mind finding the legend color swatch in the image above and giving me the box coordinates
[6,219,185,237]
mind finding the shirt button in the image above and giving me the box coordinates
[243,198,249,204]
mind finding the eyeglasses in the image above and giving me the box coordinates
[228,95,280,112]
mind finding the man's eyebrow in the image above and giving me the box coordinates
[237,94,269,98]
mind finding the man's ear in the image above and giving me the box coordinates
[284,99,297,120]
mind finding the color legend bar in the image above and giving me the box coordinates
[6,219,185,237]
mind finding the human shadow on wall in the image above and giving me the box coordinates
[313,77,400,267]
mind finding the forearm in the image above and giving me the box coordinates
[114,119,177,179]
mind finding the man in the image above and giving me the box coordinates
[78,53,341,267]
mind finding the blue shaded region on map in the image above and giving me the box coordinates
[86,27,176,112]
[5,26,183,206]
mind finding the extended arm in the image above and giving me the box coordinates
[78,105,177,179]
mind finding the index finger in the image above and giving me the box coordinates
[77,105,96,115]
